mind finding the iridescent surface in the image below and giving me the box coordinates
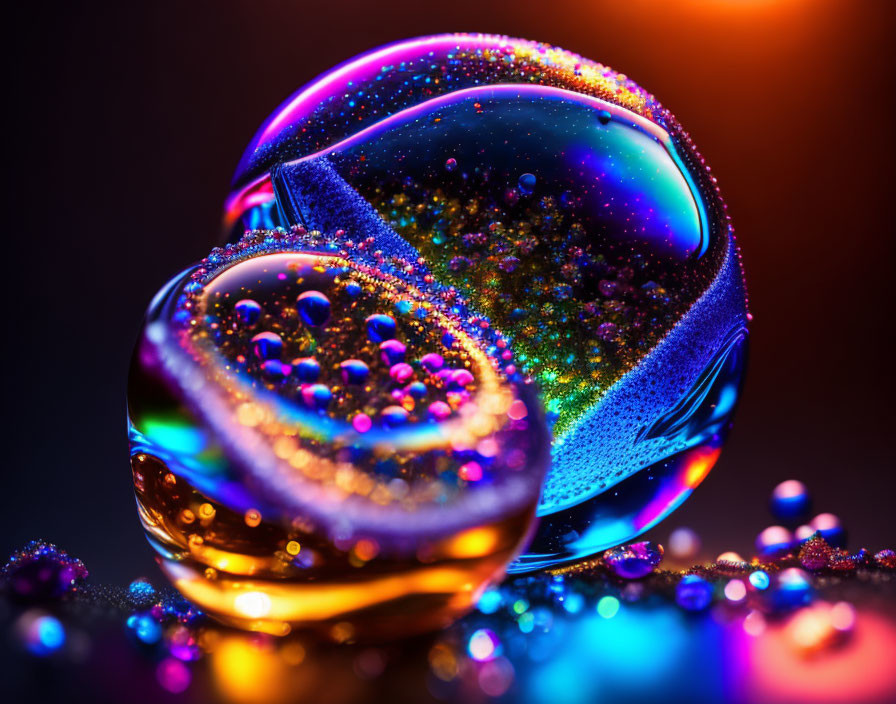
[275,88,713,435]
[223,33,749,570]
[7,525,896,704]
[128,230,550,636]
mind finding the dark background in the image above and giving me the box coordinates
[3,0,894,585]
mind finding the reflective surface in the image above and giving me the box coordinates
[223,34,749,570]
[7,531,896,704]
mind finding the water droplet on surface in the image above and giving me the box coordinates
[379,339,407,365]
[340,359,370,385]
[365,314,397,343]
[296,290,331,327]
[234,299,262,326]
[603,541,664,579]
[292,356,320,383]
[251,332,282,360]
[517,172,536,194]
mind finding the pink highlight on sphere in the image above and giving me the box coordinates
[830,601,857,632]
[380,405,409,426]
[156,657,191,693]
[352,413,372,433]
[420,353,445,373]
[459,461,483,482]
[668,527,701,561]
[389,362,414,383]
[379,339,406,365]
[795,524,815,542]
[450,369,475,387]
[477,438,499,458]
[428,401,452,421]
[756,526,793,553]
[810,513,841,531]
[724,579,747,603]
[772,479,808,500]
[507,399,528,420]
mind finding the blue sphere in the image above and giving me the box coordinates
[770,480,811,523]
[365,314,397,343]
[676,575,713,611]
[296,290,331,327]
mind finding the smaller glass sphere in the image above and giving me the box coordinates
[675,575,713,611]
[770,480,811,523]
[809,513,846,548]
[128,229,550,637]
[755,526,795,557]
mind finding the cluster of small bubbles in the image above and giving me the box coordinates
[799,534,835,571]
[876,549,896,568]
[1,540,88,602]
[127,579,157,609]
[157,227,545,521]
[757,481,851,560]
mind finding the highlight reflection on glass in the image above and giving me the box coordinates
[223,33,749,571]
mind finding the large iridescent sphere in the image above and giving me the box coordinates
[224,34,749,571]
